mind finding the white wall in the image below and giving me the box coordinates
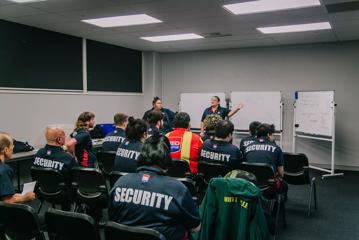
[161,41,359,169]
[0,93,144,146]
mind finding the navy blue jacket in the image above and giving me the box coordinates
[239,135,257,155]
[244,137,284,172]
[114,140,143,173]
[200,139,242,169]
[109,166,200,240]
[102,128,126,152]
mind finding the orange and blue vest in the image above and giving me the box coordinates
[166,128,203,174]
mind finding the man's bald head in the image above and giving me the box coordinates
[0,132,13,160]
[45,127,66,146]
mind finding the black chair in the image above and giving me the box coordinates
[283,152,317,216]
[45,208,101,240]
[167,159,191,177]
[239,162,285,239]
[97,151,117,176]
[71,167,109,213]
[176,177,198,203]
[197,161,230,184]
[105,221,164,240]
[109,171,128,188]
[30,166,73,212]
[0,202,46,240]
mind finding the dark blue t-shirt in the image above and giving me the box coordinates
[71,129,96,167]
[33,145,78,176]
[109,166,200,240]
[239,135,257,154]
[200,139,242,169]
[114,140,143,173]
[0,162,15,199]
[102,128,126,152]
[143,108,175,134]
[244,137,284,172]
[201,106,230,122]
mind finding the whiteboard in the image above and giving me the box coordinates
[294,91,335,137]
[179,92,226,129]
[230,91,282,131]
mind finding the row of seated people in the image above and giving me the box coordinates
[0,130,274,240]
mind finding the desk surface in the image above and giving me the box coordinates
[8,138,103,162]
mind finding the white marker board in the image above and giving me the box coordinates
[230,91,282,131]
[294,91,335,137]
[179,92,226,129]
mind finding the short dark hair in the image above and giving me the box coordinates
[249,121,261,136]
[125,117,148,141]
[215,120,234,139]
[212,96,220,102]
[114,113,128,126]
[137,134,172,170]
[256,124,275,138]
[152,97,161,106]
[173,112,190,129]
[147,110,163,125]
[0,132,11,155]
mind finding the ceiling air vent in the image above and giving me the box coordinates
[203,32,233,38]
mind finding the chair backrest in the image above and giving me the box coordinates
[45,208,101,240]
[105,221,164,240]
[71,167,107,195]
[239,162,274,187]
[31,166,67,193]
[97,151,116,175]
[109,171,128,188]
[176,178,197,196]
[283,152,309,173]
[283,152,310,184]
[198,161,230,183]
[0,202,45,240]
[167,159,191,177]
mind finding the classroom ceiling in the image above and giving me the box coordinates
[0,0,359,52]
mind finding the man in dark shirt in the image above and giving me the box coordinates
[109,135,200,240]
[33,127,78,176]
[244,124,284,177]
[102,113,128,152]
[114,118,147,173]
[239,121,261,154]
[0,132,35,203]
[201,120,242,169]
[146,110,164,138]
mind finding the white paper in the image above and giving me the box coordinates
[22,181,36,195]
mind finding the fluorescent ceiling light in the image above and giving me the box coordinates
[82,14,162,28]
[7,0,46,2]
[223,0,321,15]
[257,22,332,34]
[141,33,204,42]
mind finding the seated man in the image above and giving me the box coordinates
[166,112,203,175]
[146,110,164,138]
[109,134,200,240]
[239,121,261,154]
[200,120,242,170]
[114,118,147,173]
[244,124,287,193]
[0,132,35,203]
[33,126,78,178]
[102,113,128,152]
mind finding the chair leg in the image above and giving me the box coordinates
[281,200,287,228]
[37,200,44,214]
[313,180,317,209]
[274,197,282,239]
[308,182,313,217]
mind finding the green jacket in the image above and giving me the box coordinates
[197,178,271,240]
